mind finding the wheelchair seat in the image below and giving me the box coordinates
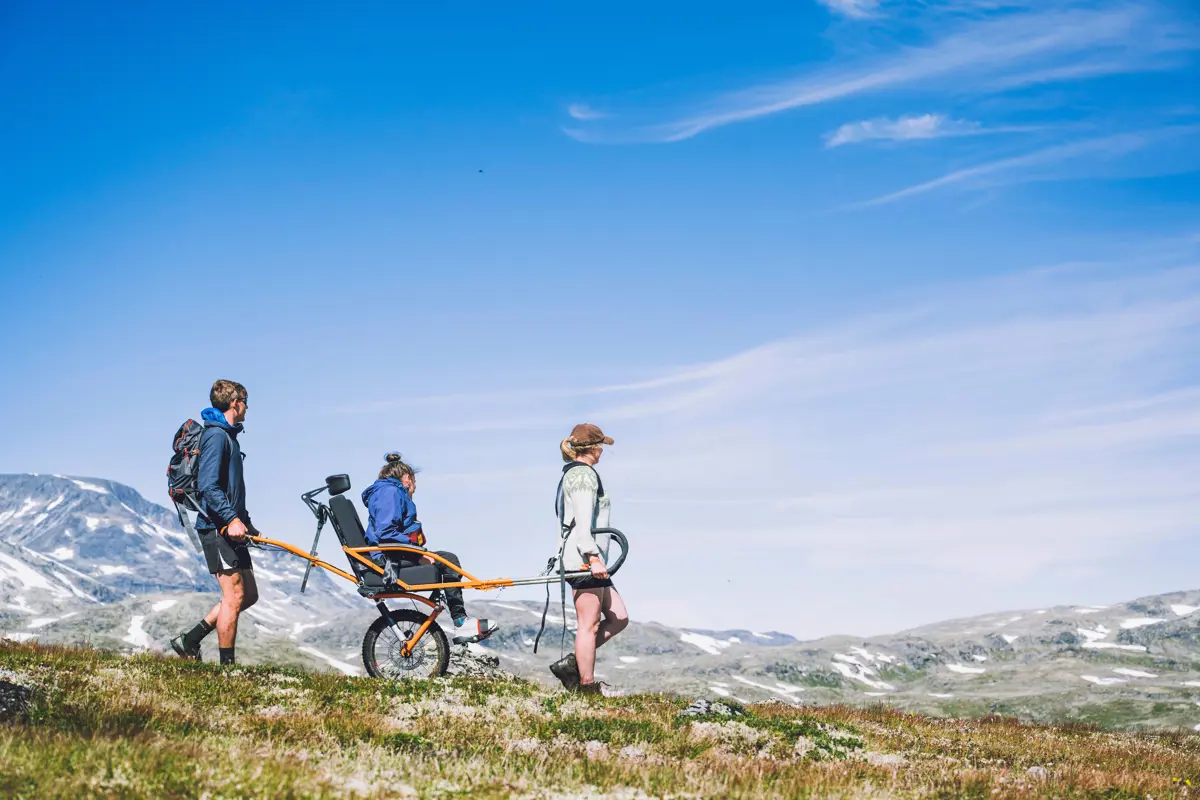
[327,495,442,592]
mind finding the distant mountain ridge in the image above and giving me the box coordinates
[3,473,1200,730]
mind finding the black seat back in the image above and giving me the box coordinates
[327,494,442,590]
[328,495,384,587]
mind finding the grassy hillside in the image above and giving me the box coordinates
[1,643,1199,798]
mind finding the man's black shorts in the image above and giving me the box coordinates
[198,529,253,574]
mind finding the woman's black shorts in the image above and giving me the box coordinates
[568,575,614,591]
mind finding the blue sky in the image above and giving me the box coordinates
[1,0,1197,637]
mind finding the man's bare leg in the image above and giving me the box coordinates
[214,569,245,650]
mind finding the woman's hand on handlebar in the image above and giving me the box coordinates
[588,556,609,579]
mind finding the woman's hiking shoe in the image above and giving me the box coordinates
[575,681,603,696]
[169,633,202,662]
[452,617,498,645]
[549,653,580,689]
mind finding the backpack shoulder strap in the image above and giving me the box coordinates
[554,462,603,536]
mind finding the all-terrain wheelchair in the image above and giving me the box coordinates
[248,474,627,680]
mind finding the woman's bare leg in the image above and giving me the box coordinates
[595,587,629,649]
[573,588,603,684]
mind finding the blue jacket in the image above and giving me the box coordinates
[196,407,255,533]
[362,477,424,546]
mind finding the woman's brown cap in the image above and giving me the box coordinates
[570,423,614,446]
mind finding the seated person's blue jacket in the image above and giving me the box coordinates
[362,478,426,548]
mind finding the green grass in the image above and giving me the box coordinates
[4,641,1200,798]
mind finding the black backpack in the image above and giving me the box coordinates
[167,419,207,552]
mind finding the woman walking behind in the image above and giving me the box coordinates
[548,424,630,694]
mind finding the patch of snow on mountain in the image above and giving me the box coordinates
[49,547,74,560]
[53,573,95,601]
[1120,618,1165,630]
[45,495,65,511]
[1081,675,1125,686]
[680,632,732,656]
[0,552,61,593]
[751,632,772,639]
[1075,608,1103,614]
[732,675,803,702]
[13,498,38,518]
[1002,635,1019,644]
[1112,668,1156,678]
[71,480,109,494]
[727,636,741,643]
[122,524,136,534]
[151,599,177,612]
[1183,681,1200,688]
[2,632,37,642]
[619,656,639,663]
[710,685,731,697]
[831,656,895,691]
[291,621,328,638]
[1171,605,1200,617]
[947,664,986,675]
[1077,627,1107,642]
[85,517,101,530]
[1082,642,1148,652]
[298,646,360,675]
[98,565,132,576]
[928,693,953,698]
[123,615,154,649]
[1036,610,1048,614]
[971,654,988,662]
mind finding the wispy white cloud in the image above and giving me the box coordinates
[818,0,881,19]
[824,113,1019,146]
[380,248,1200,635]
[566,103,608,121]
[848,124,1200,207]
[565,2,1196,144]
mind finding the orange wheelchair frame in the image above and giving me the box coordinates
[246,473,627,679]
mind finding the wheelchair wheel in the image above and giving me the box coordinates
[362,608,450,680]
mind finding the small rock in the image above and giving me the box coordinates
[444,644,506,678]
[678,698,745,719]
[584,740,608,760]
[0,679,33,722]
[618,745,645,760]
[1027,766,1049,780]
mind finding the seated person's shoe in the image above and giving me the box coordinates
[452,617,498,645]
[549,653,580,689]
[170,633,202,662]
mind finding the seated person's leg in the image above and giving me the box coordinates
[431,550,467,622]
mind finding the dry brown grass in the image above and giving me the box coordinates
[1,641,1198,798]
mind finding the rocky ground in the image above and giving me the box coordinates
[4,640,1200,799]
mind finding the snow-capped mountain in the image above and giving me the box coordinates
[5,473,1200,730]
[0,474,356,640]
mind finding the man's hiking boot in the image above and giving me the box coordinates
[549,653,580,689]
[452,617,499,645]
[170,633,202,662]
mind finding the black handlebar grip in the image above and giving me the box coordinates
[591,528,628,576]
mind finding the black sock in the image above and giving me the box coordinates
[219,647,235,665]
[181,619,214,651]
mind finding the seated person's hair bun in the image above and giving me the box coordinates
[384,451,404,464]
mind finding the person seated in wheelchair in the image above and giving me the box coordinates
[362,452,498,645]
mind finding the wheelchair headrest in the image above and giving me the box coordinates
[325,474,351,496]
